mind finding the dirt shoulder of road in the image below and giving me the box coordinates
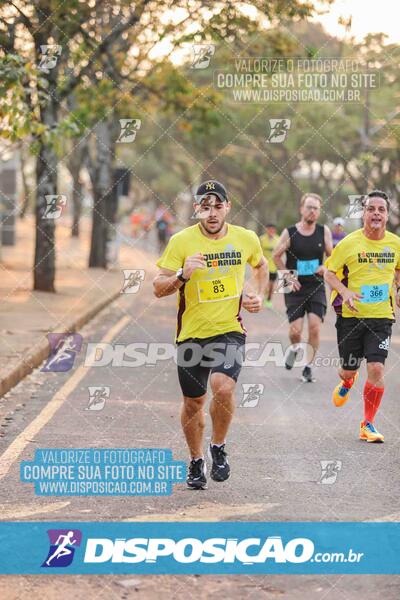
[0,215,157,398]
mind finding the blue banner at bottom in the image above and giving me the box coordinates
[0,522,398,574]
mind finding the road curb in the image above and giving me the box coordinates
[0,288,121,399]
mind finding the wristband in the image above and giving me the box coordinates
[176,268,189,283]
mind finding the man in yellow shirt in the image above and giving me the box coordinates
[259,224,280,308]
[325,191,400,442]
[153,180,268,489]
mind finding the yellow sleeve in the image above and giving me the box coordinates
[396,239,400,269]
[324,238,347,272]
[156,235,184,272]
[248,231,264,267]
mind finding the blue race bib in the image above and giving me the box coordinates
[360,283,389,303]
[296,258,319,276]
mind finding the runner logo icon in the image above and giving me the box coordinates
[38,44,62,70]
[44,195,67,219]
[117,119,141,143]
[121,269,145,294]
[190,44,215,69]
[42,529,82,568]
[346,195,365,219]
[266,119,291,143]
[318,460,342,485]
[86,386,110,411]
[41,333,83,372]
[240,383,264,407]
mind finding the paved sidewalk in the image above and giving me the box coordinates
[0,215,157,397]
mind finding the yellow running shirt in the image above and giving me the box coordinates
[156,223,264,341]
[324,228,400,319]
[259,233,279,274]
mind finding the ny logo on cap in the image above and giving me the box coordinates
[205,182,216,190]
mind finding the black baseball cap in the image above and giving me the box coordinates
[195,180,228,203]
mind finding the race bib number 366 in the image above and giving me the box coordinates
[197,275,239,302]
[360,283,389,303]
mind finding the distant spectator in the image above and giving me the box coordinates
[130,211,143,238]
[142,211,152,238]
[331,217,346,247]
[155,204,174,251]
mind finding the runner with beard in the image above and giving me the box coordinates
[153,180,268,489]
[273,193,333,382]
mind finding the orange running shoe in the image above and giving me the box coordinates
[332,371,359,407]
[359,421,384,443]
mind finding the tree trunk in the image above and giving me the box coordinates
[88,121,114,268]
[33,23,60,292]
[34,99,58,292]
[71,175,82,237]
[66,94,85,237]
[67,143,85,237]
[19,145,32,219]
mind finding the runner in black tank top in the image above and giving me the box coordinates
[273,193,333,382]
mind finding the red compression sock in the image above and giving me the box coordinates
[363,380,384,424]
[342,375,355,389]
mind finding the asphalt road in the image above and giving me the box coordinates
[0,266,399,599]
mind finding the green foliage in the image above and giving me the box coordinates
[122,22,400,231]
[3,1,399,232]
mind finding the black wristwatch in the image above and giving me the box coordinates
[176,268,189,283]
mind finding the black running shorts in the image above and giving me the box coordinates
[284,282,327,323]
[176,331,246,398]
[335,316,393,370]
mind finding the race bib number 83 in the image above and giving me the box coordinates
[198,275,239,302]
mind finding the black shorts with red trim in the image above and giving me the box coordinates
[176,331,246,398]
